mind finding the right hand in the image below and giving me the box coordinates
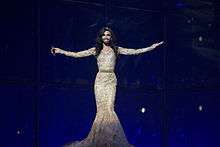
[51,47,62,56]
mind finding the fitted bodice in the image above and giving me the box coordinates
[97,49,116,72]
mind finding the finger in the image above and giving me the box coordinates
[52,50,56,56]
[51,49,56,54]
[157,42,163,45]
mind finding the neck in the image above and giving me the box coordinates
[103,43,110,48]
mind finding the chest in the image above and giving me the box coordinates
[97,49,116,63]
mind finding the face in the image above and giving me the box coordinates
[102,31,111,44]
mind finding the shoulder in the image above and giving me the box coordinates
[117,46,124,51]
[88,47,96,52]
[89,47,96,50]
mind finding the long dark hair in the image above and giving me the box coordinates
[95,27,118,57]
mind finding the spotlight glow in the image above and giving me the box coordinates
[17,130,21,135]
[199,36,203,42]
[198,105,203,111]
[141,107,146,113]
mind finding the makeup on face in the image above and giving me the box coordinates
[102,31,111,44]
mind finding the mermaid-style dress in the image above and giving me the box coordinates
[60,46,153,147]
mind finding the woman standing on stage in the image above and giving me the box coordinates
[51,27,163,147]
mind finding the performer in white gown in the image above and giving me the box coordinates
[51,27,163,147]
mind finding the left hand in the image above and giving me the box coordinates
[151,41,164,49]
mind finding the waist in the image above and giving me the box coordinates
[98,70,114,73]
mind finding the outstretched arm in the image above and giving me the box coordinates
[118,41,163,55]
[51,47,96,58]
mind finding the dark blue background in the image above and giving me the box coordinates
[0,0,220,147]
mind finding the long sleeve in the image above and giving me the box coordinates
[60,47,96,58]
[118,46,154,55]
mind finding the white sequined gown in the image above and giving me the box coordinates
[61,46,153,147]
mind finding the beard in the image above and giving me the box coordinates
[103,39,111,45]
